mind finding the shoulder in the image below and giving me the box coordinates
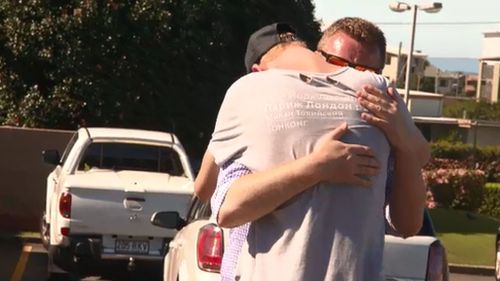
[226,70,300,98]
[341,68,388,91]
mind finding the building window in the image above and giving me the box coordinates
[439,79,448,87]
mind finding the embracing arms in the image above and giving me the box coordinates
[357,86,429,237]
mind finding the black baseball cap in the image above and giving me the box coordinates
[244,22,299,73]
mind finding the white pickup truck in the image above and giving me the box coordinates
[40,127,194,277]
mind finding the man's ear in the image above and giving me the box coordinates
[314,50,324,58]
[251,63,264,72]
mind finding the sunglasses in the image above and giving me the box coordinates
[318,50,380,74]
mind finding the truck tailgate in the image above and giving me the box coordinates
[69,187,192,238]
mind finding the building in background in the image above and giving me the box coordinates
[382,47,428,89]
[423,66,466,95]
[380,41,499,147]
[465,74,478,96]
[477,30,500,103]
[421,63,477,97]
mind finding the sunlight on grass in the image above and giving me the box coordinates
[0,231,40,240]
[436,233,495,266]
[430,208,499,266]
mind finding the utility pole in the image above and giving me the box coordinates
[435,68,440,94]
[396,41,402,87]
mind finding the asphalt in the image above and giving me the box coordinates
[1,233,497,278]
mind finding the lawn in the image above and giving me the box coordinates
[429,208,499,266]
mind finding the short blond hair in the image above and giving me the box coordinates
[317,17,386,68]
[260,40,307,66]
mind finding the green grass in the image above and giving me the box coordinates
[429,208,499,266]
[0,231,40,240]
[486,182,500,189]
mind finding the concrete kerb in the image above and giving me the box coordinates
[449,263,495,276]
[0,231,41,244]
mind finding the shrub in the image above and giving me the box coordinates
[431,140,473,160]
[429,141,500,182]
[424,168,486,211]
[478,183,500,219]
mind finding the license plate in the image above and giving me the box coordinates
[115,239,149,255]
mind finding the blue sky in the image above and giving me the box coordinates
[313,0,500,59]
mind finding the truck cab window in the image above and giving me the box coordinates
[77,142,183,176]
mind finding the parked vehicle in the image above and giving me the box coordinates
[496,225,500,281]
[41,127,194,277]
[152,197,449,281]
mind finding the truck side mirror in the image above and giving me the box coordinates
[151,211,187,231]
[42,149,60,165]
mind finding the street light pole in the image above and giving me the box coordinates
[389,1,443,107]
[404,5,417,106]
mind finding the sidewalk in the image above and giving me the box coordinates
[0,231,40,243]
[449,263,495,276]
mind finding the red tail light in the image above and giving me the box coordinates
[426,241,448,281]
[61,227,70,236]
[197,224,223,272]
[59,192,72,218]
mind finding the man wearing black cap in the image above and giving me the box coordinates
[195,23,310,202]
[198,22,427,281]
[206,21,402,280]
[244,22,302,73]
[198,23,366,281]
[197,23,382,281]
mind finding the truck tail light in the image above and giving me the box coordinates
[59,192,72,219]
[426,240,448,281]
[61,227,70,236]
[197,224,223,272]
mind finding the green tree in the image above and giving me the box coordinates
[0,0,321,158]
[443,100,500,121]
[420,76,435,93]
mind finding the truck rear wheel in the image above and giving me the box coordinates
[40,212,50,250]
[48,245,74,272]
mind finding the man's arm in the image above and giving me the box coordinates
[357,86,428,237]
[194,151,219,203]
[386,148,426,237]
[217,123,380,228]
[357,86,430,165]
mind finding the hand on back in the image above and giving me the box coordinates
[356,86,419,153]
[310,122,380,187]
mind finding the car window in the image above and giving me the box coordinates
[417,209,436,236]
[77,142,183,175]
[186,197,212,222]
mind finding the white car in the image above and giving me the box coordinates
[152,197,449,281]
[41,127,195,278]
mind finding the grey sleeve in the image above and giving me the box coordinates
[207,79,248,166]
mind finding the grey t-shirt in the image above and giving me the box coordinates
[209,68,390,281]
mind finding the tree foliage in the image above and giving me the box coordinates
[0,0,321,157]
[443,100,500,121]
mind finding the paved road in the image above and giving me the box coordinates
[1,237,496,281]
[0,237,161,281]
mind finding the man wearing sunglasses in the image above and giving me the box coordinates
[317,17,431,235]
